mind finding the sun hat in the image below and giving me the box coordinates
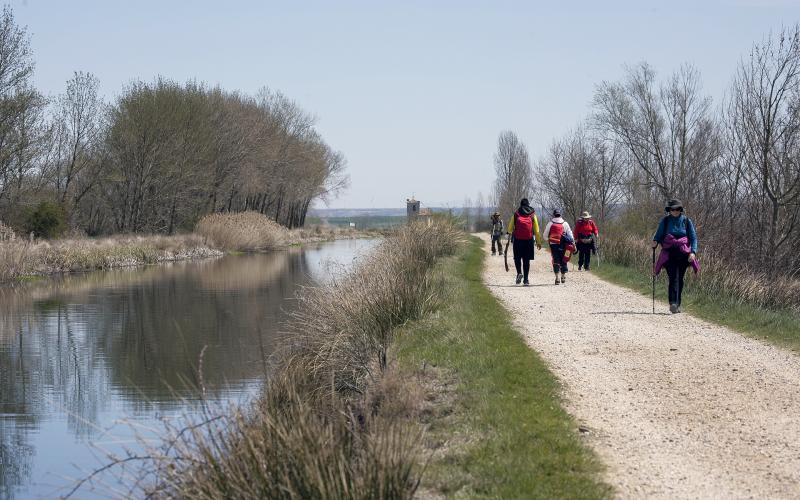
[580,211,591,219]
[664,199,683,212]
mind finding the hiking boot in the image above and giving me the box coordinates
[491,251,496,255]
[555,276,560,285]
[523,279,529,286]
[669,303,679,314]
[561,274,566,283]
[676,305,682,313]
[516,274,523,284]
[584,266,590,271]
[578,265,582,271]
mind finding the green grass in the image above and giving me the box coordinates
[593,262,800,351]
[394,236,611,499]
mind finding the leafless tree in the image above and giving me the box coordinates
[728,25,800,273]
[593,62,719,207]
[537,126,628,225]
[50,72,103,212]
[493,130,533,219]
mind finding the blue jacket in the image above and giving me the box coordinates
[653,214,698,253]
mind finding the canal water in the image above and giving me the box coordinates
[0,239,379,499]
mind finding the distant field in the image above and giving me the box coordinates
[306,215,407,229]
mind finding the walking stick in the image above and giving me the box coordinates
[652,246,656,314]
[503,235,511,272]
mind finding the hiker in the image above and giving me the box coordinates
[652,199,699,314]
[490,212,504,255]
[575,211,599,271]
[543,209,574,285]
[506,198,542,286]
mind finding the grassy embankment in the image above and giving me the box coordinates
[595,232,800,350]
[394,235,611,498]
[94,224,609,499]
[0,212,373,283]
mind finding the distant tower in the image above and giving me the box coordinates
[407,197,420,220]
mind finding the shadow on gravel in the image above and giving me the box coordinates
[487,284,553,288]
[592,311,671,316]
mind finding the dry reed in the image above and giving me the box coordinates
[0,234,221,282]
[195,211,288,251]
[82,218,463,499]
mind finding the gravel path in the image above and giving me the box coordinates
[479,234,800,499]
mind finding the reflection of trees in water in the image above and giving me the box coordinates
[0,416,34,499]
[0,250,315,496]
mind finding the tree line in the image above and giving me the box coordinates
[494,25,800,276]
[0,7,347,236]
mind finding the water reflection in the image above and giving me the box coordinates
[0,239,377,499]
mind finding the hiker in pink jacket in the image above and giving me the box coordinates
[651,199,699,314]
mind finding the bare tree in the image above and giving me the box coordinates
[493,130,532,219]
[729,25,800,273]
[0,6,39,211]
[51,72,103,211]
[593,62,719,206]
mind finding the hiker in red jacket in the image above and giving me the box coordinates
[574,211,599,271]
[506,198,543,286]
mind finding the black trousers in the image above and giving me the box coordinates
[513,238,535,279]
[491,234,503,254]
[549,243,568,274]
[577,242,592,269]
[665,251,690,306]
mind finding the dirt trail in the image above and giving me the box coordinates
[479,234,800,499]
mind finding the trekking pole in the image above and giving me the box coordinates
[651,246,656,314]
[503,234,511,272]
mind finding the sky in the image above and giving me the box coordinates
[12,0,800,209]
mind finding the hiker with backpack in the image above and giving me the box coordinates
[490,212,504,255]
[575,211,599,271]
[543,209,574,285]
[506,198,542,286]
[651,199,700,314]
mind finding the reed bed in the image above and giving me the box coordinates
[196,211,289,251]
[90,218,463,499]
[0,234,221,282]
[600,230,800,314]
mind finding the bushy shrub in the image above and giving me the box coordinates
[24,201,66,239]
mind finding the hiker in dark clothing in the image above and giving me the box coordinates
[652,199,699,314]
[506,198,542,286]
[575,211,599,271]
[490,212,504,255]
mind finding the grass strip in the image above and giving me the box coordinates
[395,236,611,499]
[592,261,800,351]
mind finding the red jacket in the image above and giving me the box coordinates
[575,219,598,239]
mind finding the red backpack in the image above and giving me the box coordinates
[548,222,564,244]
[513,211,534,240]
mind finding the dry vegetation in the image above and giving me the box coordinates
[195,211,289,251]
[82,219,463,499]
[0,234,221,282]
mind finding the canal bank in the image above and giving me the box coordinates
[0,239,379,499]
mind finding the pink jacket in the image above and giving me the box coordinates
[654,234,700,275]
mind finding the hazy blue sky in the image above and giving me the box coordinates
[13,0,800,208]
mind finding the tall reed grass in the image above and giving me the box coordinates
[0,234,221,282]
[600,230,800,314]
[195,211,289,251]
[95,219,464,499]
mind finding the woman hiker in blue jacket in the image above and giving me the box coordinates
[651,199,699,314]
